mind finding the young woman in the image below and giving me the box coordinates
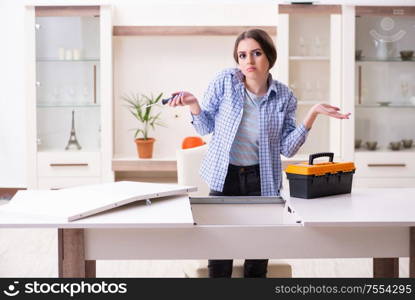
[169,29,350,277]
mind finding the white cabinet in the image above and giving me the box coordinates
[355,152,415,178]
[25,5,113,189]
[37,152,101,177]
[277,4,343,160]
[21,3,414,189]
[350,5,415,187]
[278,4,415,188]
[37,177,102,190]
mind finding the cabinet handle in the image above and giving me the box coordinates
[93,64,96,104]
[367,163,406,167]
[358,65,362,105]
[50,163,89,167]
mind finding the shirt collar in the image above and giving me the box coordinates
[235,69,277,99]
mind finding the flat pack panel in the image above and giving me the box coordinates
[74,194,194,227]
[0,181,196,222]
[0,194,194,228]
[284,188,415,226]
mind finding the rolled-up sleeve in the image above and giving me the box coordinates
[191,71,224,136]
[280,93,309,157]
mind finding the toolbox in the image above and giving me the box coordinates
[285,152,356,199]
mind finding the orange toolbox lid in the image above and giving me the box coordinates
[285,152,356,176]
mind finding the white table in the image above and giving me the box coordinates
[0,188,414,278]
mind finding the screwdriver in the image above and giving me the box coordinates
[145,92,183,108]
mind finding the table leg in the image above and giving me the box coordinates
[373,258,399,278]
[58,229,96,278]
[85,260,96,278]
[410,227,415,278]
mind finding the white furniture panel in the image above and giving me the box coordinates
[0,187,413,262]
[352,5,415,187]
[277,5,343,159]
[37,176,101,190]
[354,177,415,188]
[26,5,113,189]
[355,152,415,178]
[0,194,194,229]
[176,145,209,197]
[285,188,415,227]
[113,3,278,26]
[191,204,288,225]
[0,181,196,222]
[37,151,101,177]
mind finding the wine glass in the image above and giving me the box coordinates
[299,36,307,56]
[304,81,314,100]
[289,82,297,93]
[401,80,409,100]
[52,87,61,104]
[67,87,76,104]
[315,80,324,101]
[83,86,90,104]
[313,36,322,56]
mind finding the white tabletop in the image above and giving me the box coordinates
[1,187,415,228]
[284,188,415,227]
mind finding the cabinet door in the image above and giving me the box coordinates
[27,5,113,189]
[35,6,101,153]
[37,151,101,177]
[354,6,415,156]
[277,5,343,159]
[38,176,101,190]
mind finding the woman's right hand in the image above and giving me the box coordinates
[169,91,201,115]
[168,91,198,107]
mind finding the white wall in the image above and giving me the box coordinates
[0,1,26,188]
[111,1,279,159]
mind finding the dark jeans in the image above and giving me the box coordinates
[208,164,268,278]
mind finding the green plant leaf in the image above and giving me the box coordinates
[155,92,163,103]
[134,129,143,139]
[122,92,166,140]
[155,121,166,127]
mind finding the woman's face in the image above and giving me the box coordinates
[236,38,269,80]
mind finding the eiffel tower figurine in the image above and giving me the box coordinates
[65,110,82,150]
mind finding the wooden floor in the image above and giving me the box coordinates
[0,200,410,277]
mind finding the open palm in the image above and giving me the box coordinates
[313,103,351,119]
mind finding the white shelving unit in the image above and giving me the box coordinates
[277,4,343,161]
[289,56,330,61]
[21,3,415,190]
[25,5,113,189]
[349,5,415,188]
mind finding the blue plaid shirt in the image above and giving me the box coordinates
[191,68,309,196]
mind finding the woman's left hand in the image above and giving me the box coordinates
[303,103,350,130]
[311,103,351,119]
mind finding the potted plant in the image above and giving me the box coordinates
[122,92,165,158]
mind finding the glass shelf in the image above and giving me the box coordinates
[289,56,330,61]
[33,13,102,163]
[37,103,100,108]
[36,58,100,62]
[356,58,415,62]
[355,12,415,163]
[37,148,100,153]
[356,104,415,108]
[355,148,415,153]
[298,100,322,105]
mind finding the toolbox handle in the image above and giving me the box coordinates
[308,152,334,165]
